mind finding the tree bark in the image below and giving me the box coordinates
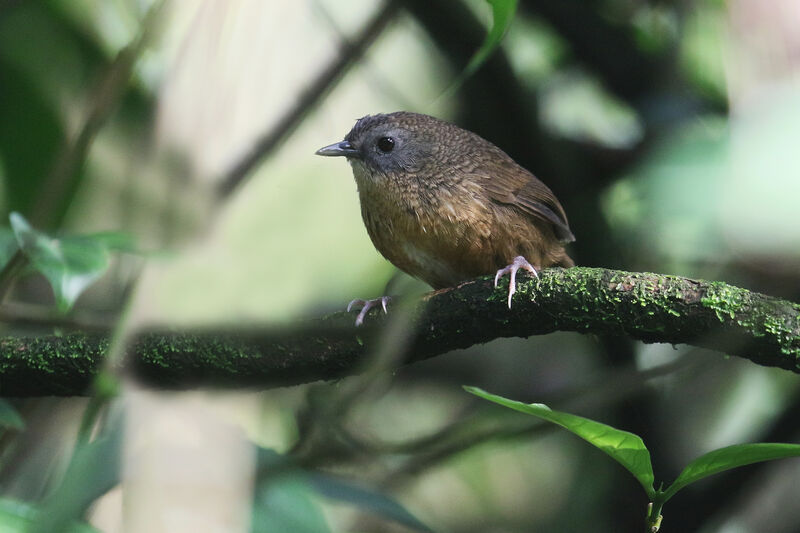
[0,267,798,396]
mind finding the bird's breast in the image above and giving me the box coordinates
[355,173,499,288]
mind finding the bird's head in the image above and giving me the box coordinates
[316,112,471,185]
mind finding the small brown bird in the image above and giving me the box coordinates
[317,111,574,324]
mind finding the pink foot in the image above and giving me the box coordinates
[494,256,538,308]
[347,296,391,326]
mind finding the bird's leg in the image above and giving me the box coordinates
[347,296,391,326]
[494,256,538,308]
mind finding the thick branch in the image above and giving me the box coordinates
[0,267,798,396]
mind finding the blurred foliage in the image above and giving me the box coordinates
[29,414,121,533]
[0,0,798,532]
[0,1,104,226]
[0,498,99,533]
[251,448,432,533]
[602,117,730,269]
[444,0,518,95]
[0,401,24,431]
[680,0,728,103]
[539,69,644,148]
[5,213,134,312]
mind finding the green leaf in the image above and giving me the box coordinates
[85,232,138,253]
[252,476,331,533]
[0,55,65,217]
[10,212,111,312]
[464,0,518,78]
[0,498,99,533]
[465,386,656,499]
[310,473,433,533]
[252,449,331,533]
[440,0,518,98]
[662,443,800,501]
[0,400,24,430]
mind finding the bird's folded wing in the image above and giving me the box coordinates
[475,162,576,243]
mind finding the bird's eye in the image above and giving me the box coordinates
[376,136,395,153]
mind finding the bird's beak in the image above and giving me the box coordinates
[315,140,359,157]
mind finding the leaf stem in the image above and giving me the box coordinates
[646,498,665,532]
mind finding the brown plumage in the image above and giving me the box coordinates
[317,112,574,320]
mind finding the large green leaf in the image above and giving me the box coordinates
[662,443,800,501]
[10,212,111,312]
[465,386,655,499]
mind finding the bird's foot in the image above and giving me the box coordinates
[347,296,391,326]
[494,256,538,308]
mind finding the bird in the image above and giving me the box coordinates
[316,111,574,325]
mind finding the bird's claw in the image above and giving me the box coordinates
[347,296,391,326]
[494,256,538,308]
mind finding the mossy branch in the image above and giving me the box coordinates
[0,267,798,396]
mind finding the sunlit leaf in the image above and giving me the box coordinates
[662,443,800,501]
[310,473,433,533]
[0,498,98,533]
[10,212,110,312]
[465,386,655,499]
[0,400,24,430]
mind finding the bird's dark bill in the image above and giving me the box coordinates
[315,141,359,157]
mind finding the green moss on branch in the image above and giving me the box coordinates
[0,267,798,396]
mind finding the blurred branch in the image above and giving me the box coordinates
[0,267,798,396]
[30,1,164,231]
[217,1,400,198]
[312,0,415,109]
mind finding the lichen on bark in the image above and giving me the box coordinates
[0,267,798,396]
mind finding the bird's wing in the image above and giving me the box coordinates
[476,160,575,243]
